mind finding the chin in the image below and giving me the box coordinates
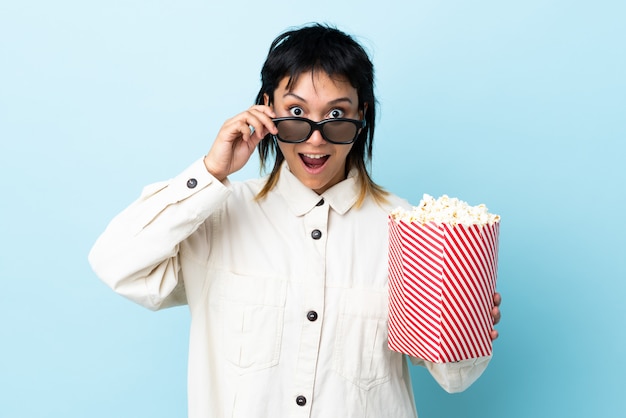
[298,177,326,192]
[305,180,327,192]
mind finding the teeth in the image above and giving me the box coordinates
[302,154,327,159]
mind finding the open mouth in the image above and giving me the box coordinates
[300,153,329,170]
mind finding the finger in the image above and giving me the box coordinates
[223,118,250,140]
[493,292,502,307]
[491,305,501,325]
[490,329,499,341]
[220,106,276,146]
[235,113,261,136]
[247,107,278,138]
[248,104,276,118]
[236,119,263,145]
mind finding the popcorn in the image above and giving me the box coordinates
[390,194,500,227]
[387,194,501,363]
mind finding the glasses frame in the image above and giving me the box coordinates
[271,117,366,144]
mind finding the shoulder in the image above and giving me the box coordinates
[365,191,411,215]
[220,175,280,215]
[382,192,411,212]
[226,175,268,198]
[350,191,411,225]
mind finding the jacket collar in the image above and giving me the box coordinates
[276,162,360,216]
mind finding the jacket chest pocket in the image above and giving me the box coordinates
[218,271,287,374]
[333,289,392,390]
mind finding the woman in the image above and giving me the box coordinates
[89,23,501,418]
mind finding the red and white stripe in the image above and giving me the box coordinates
[388,219,500,363]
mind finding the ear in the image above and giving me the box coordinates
[360,102,368,120]
[263,93,270,106]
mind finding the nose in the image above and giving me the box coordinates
[306,126,327,145]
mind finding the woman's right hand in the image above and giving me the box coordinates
[203,105,277,181]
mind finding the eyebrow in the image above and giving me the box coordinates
[283,92,354,106]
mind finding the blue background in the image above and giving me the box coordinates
[1,1,624,417]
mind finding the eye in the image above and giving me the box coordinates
[329,108,344,118]
[289,106,304,117]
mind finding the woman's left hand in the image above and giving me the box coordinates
[490,292,502,341]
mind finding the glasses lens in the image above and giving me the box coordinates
[276,119,311,142]
[322,120,358,143]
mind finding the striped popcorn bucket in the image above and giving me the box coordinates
[387,218,500,363]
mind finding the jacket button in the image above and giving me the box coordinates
[311,229,322,240]
[307,311,318,322]
[186,178,198,189]
[316,198,325,206]
[296,395,307,406]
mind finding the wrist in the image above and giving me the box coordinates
[203,155,227,182]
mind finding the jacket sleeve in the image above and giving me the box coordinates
[88,158,231,311]
[410,355,491,393]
